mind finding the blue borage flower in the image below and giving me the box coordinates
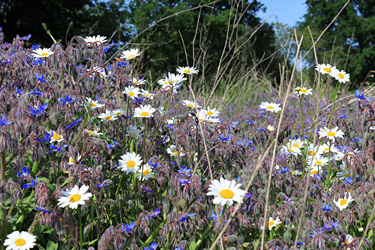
[178,178,191,185]
[321,204,332,212]
[46,143,67,155]
[218,134,230,142]
[133,96,146,104]
[65,117,82,132]
[117,60,128,68]
[35,73,48,83]
[355,89,371,101]
[15,87,24,97]
[0,115,11,126]
[32,44,41,50]
[147,208,160,218]
[107,140,117,149]
[36,205,50,214]
[20,34,32,41]
[30,103,48,117]
[121,221,135,232]
[59,94,75,106]
[30,88,43,96]
[179,213,196,223]
[177,165,191,177]
[104,41,115,53]
[148,159,159,168]
[17,167,31,178]
[209,210,228,223]
[22,176,37,189]
[36,132,53,143]
[144,242,157,250]
[98,182,108,189]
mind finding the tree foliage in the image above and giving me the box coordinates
[297,0,375,86]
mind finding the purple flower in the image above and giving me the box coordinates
[147,208,161,218]
[0,115,11,126]
[121,221,135,232]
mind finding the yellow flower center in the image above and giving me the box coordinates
[70,158,75,164]
[315,161,322,165]
[40,53,49,57]
[140,112,149,117]
[130,133,137,138]
[105,116,112,120]
[267,106,274,110]
[89,131,94,135]
[134,81,139,84]
[90,102,97,107]
[300,89,307,93]
[128,55,135,59]
[53,133,61,141]
[183,69,191,73]
[69,194,81,202]
[128,92,135,96]
[268,221,275,227]
[127,160,136,168]
[338,73,345,79]
[207,111,213,115]
[345,166,349,170]
[61,170,67,174]
[288,149,295,153]
[15,238,26,246]
[345,173,351,177]
[164,82,169,85]
[292,171,296,175]
[293,144,300,148]
[145,94,150,97]
[116,112,122,115]
[324,148,329,152]
[340,199,347,206]
[220,189,235,199]
[345,240,350,245]
[327,132,336,137]
[173,150,178,155]
[311,170,318,175]
[323,67,331,72]
[187,104,194,108]
[143,170,150,176]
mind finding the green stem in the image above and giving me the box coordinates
[176,84,186,116]
[211,205,226,248]
[78,208,83,250]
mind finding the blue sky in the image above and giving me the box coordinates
[256,0,307,27]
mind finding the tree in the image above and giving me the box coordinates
[297,0,375,86]
[0,0,95,45]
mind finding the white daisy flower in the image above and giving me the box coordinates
[203,106,220,117]
[206,116,221,123]
[261,217,282,230]
[123,86,140,99]
[319,127,345,141]
[167,145,185,157]
[68,154,81,166]
[334,151,345,161]
[4,231,36,250]
[97,110,118,121]
[345,234,354,245]
[259,102,282,113]
[309,156,329,167]
[132,78,146,85]
[340,163,349,171]
[156,106,165,114]
[291,169,302,176]
[281,144,302,156]
[332,69,350,84]
[32,48,54,58]
[84,97,104,109]
[119,152,142,174]
[120,48,141,60]
[288,138,305,149]
[319,143,337,154]
[137,163,153,180]
[157,78,171,86]
[58,185,92,209]
[308,166,322,177]
[182,100,201,109]
[315,63,336,75]
[267,125,275,132]
[113,109,126,116]
[165,72,187,86]
[50,131,64,143]
[333,192,354,211]
[176,66,199,75]
[91,66,109,78]
[337,170,351,180]
[206,177,246,206]
[141,90,154,99]
[196,110,209,123]
[127,125,142,139]
[306,144,322,158]
[83,35,107,44]
[134,105,156,118]
[295,87,313,96]
[85,128,103,137]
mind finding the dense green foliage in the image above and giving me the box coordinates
[297,0,375,86]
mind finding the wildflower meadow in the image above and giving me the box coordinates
[1,4,375,249]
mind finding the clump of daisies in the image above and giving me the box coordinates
[316,63,350,83]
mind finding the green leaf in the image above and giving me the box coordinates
[189,241,198,250]
[46,241,58,250]
[368,229,373,239]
